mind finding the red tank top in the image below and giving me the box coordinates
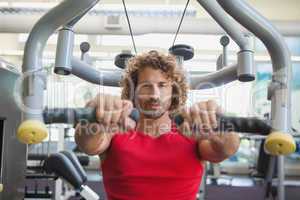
[101,123,204,200]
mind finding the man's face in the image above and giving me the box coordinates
[134,67,173,119]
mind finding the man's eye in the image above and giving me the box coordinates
[142,84,152,88]
[159,83,168,88]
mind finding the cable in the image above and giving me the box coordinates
[172,0,190,46]
[122,0,137,55]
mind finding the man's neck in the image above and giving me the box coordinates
[136,112,172,137]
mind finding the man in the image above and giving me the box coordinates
[75,50,240,200]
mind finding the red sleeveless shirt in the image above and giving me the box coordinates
[101,123,204,200]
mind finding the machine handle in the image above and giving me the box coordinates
[44,108,271,135]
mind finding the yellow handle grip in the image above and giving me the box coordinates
[17,120,48,144]
[264,132,296,156]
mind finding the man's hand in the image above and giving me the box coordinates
[85,94,136,135]
[178,100,221,138]
[178,100,240,162]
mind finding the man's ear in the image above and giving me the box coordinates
[132,90,137,108]
[170,93,180,111]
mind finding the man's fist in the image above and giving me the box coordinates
[86,94,136,134]
[179,100,221,139]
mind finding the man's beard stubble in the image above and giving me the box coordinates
[138,98,170,119]
[143,109,165,119]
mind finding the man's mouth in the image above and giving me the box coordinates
[148,103,161,109]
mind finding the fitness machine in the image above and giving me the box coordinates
[13,0,296,200]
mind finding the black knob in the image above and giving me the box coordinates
[220,35,230,47]
[168,44,194,61]
[114,53,134,69]
[80,42,90,53]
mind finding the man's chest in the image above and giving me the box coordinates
[104,133,202,176]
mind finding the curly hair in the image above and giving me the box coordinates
[120,50,188,115]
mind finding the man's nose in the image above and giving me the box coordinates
[149,84,160,98]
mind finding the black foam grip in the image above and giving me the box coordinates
[174,115,271,135]
[44,108,271,135]
[43,108,96,124]
[43,153,83,189]
[60,151,87,183]
[43,107,139,124]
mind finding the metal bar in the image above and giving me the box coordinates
[264,156,276,198]
[222,45,228,67]
[73,58,227,88]
[71,57,122,86]
[190,64,237,89]
[54,28,74,75]
[25,174,57,179]
[278,156,285,200]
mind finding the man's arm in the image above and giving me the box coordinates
[74,94,135,156]
[179,100,240,163]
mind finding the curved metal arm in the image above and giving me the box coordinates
[21,0,99,121]
[22,0,99,72]
[71,57,122,87]
[190,64,237,89]
[72,58,238,90]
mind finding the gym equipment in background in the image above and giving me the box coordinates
[43,151,99,200]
